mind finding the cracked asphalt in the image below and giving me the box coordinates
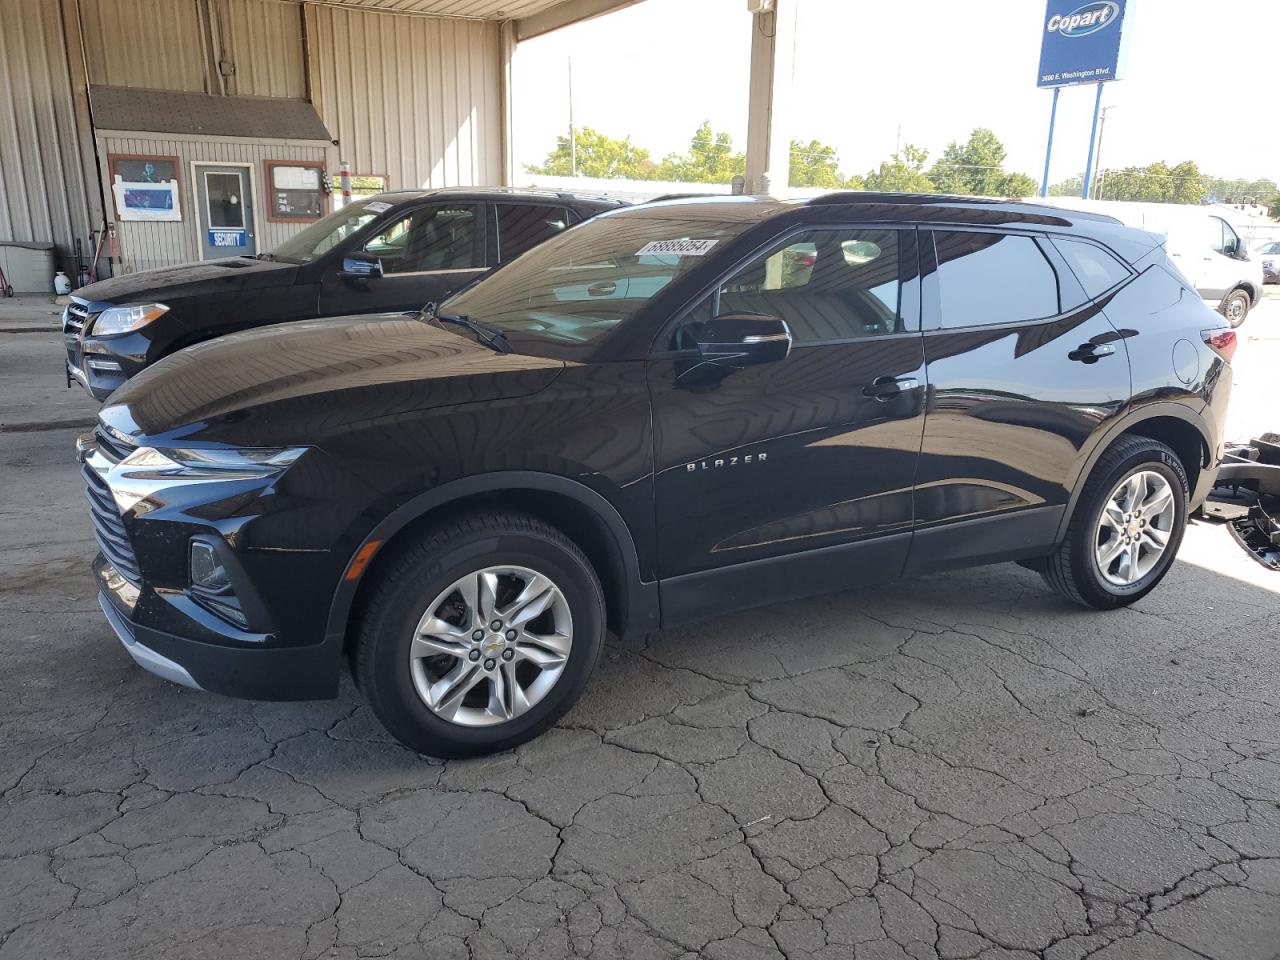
[3,293,1280,960]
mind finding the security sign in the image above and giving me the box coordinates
[1036,0,1131,88]
[208,228,247,248]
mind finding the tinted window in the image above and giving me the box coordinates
[496,204,571,261]
[1054,237,1130,299]
[934,231,1059,328]
[363,205,479,274]
[715,229,902,342]
[270,197,383,262]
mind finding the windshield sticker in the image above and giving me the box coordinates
[636,238,719,257]
[364,201,392,213]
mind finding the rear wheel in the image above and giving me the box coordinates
[1041,436,1188,609]
[1220,288,1251,328]
[353,512,605,757]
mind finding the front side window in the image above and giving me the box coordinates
[934,231,1059,328]
[1054,237,1131,299]
[713,229,903,342]
[269,197,385,263]
[496,204,571,261]
[362,205,480,274]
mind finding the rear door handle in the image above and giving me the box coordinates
[862,376,919,400]
[1068,343,1116,363]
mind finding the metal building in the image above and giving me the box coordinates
[0,0,644,286]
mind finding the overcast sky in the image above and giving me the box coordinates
[511,0,1276,186]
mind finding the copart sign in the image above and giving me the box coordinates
[1036,0,1130,88]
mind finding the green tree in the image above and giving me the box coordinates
[1094,161,1205,203]
[927,128,1037,197]
[788,138,845,188]
[658,121,745,184]
[525,127,659,180]
[863,144,935,193]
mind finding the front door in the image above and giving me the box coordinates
[906,228,1132,574]
[196,165,256,259]
[648,226,926,621]
[317,202,488,316]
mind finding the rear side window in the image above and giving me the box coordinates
[933,231,1059,328]
[1053,238,1131,299]
[496,204,571,261]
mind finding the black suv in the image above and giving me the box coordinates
[62,188,623,400]
[81,193,1235,757]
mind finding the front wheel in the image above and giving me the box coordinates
[353,512,605,757]
[1220,289,1251,328]
[1041,436,1188,609]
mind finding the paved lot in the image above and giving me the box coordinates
[2,293,1280,960]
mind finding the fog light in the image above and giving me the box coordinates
[85,358,122,372]
[190,540,231,592]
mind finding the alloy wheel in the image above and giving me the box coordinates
[1094,470,1176,587]
[409,565,573,727]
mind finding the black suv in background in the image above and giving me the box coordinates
[63,188,624,400]
[81,193,1234,757]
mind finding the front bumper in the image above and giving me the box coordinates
[62,298,149,400]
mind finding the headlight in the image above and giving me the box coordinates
[106,445,307,511]
[91,303,169,337]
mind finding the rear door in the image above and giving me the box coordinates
[906,228,1132,574]
[317,202,486,315]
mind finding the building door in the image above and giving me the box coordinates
[196,164,256,259]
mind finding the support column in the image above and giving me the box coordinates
[499,19,517,187]
[744,0,797,196]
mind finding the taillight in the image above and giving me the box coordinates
[1202,329,1237,362]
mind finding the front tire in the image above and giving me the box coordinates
[1041,436,1188,609]
[1220,288,1251,328]
[353,512,605,758]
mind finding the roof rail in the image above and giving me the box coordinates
[807,191,1010,207]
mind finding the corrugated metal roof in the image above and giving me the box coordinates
[90,86,333,140]
[304,0,569,19]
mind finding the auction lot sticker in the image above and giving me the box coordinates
[637,238,719,256]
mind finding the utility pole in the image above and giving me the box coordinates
[1092,105,1117,200]
[568,56,577,177]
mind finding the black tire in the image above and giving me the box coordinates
[1041,436,1188,609]
[1219,288,1251,328]
[353,511,605,758]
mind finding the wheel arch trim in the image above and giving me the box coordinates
[1057,402,1214,542]
[323,471,659,648]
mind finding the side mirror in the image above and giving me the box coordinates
[696,313,792,368]
[339,252,383,280]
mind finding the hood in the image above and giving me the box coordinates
[76,257,296,306]
[99,314,565,447]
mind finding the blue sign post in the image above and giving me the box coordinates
[1035,0,1132,198]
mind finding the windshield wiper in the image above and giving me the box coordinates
[419,301,510,354]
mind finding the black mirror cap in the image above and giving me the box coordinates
[340,252,383,279]
[697,313,792,367]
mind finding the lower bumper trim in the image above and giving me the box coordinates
[99,593,203,691]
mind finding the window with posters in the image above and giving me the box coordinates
[265,161,327,222]
[108,154,182,221]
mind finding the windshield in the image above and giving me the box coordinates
[268,197,387,263]
[443,214,753,354]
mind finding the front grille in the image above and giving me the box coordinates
[63,299,89,336]
[83,431,141,584]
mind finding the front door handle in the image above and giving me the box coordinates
[862,376,919,400]
[1068,343,1116,363]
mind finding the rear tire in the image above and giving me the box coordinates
[1220,288,1251,328]
[353,511,605,758]
[1041,436,1188,609]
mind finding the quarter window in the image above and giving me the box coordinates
[1054,238,1130,299]
[362,205,479,274]
[713,229,903,343]
[496,204,572,261]
[934,231,1059,328]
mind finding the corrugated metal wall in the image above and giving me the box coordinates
[218,0,308,99]
[100,134,331,273]
[80,0,209,92]
[0,0,98,264]
[307,4,502,189]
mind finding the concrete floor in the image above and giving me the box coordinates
[2,292,1279,960]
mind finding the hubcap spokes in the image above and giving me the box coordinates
[1094,470,1176,587]
[410,565,573,727]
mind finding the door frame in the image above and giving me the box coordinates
[190,160,260,261]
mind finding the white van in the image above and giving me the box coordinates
[1035,198,1264,326]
